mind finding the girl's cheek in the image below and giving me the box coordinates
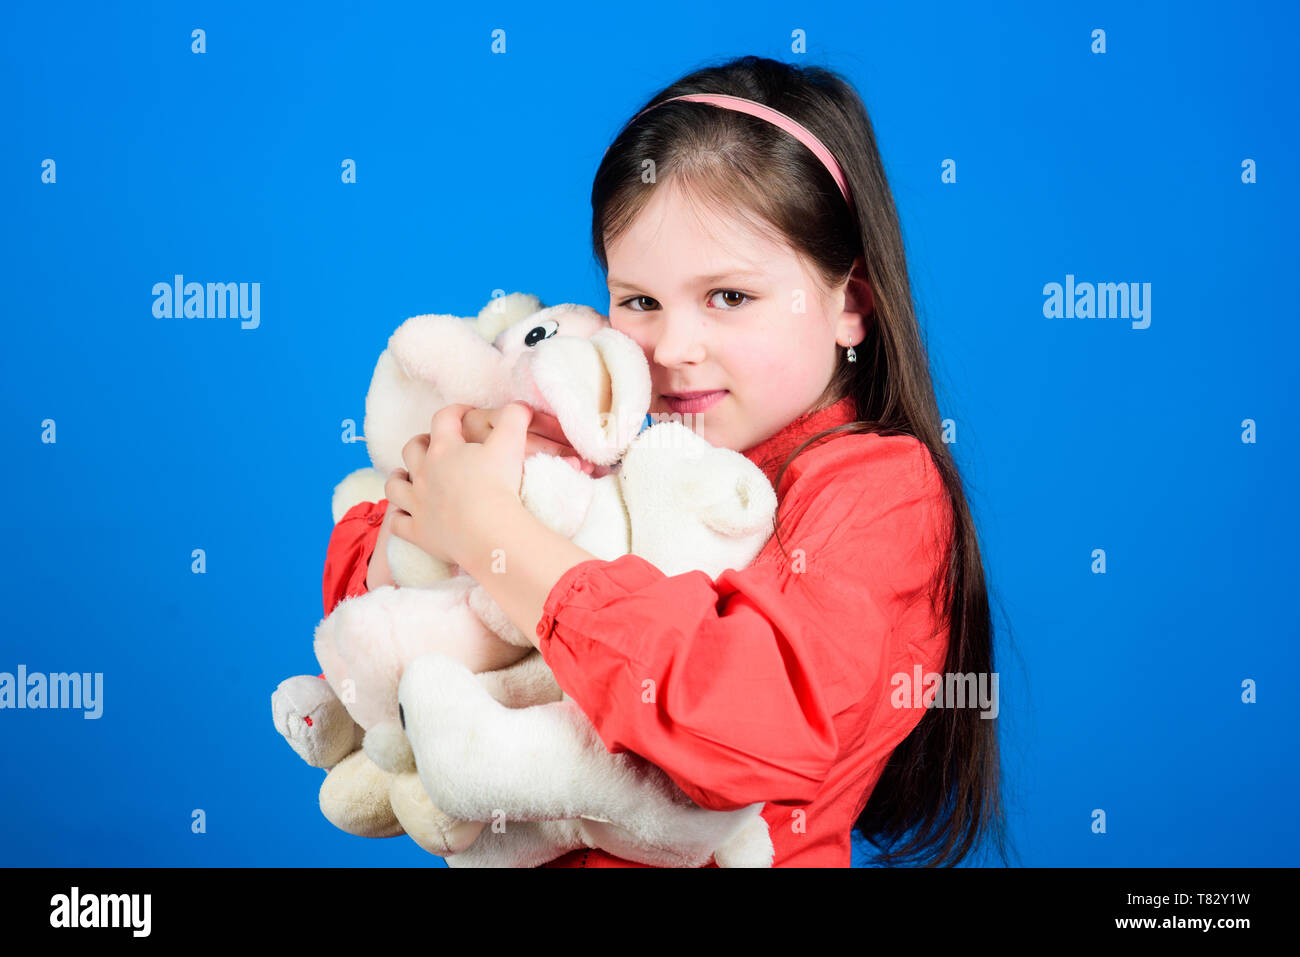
[609,318,652,356]
[727,342,783,382]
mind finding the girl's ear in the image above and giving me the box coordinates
[845,255,873,316]
[838,254,873,345]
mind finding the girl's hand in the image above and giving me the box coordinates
[385,402,532,566]
[462,405,603,476]
[365,502,399,591]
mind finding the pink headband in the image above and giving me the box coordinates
[623,92,854,212]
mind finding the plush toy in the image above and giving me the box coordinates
[272,293,779,866]
[397,407,784,867]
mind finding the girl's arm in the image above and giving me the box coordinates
[322,405,588,616]
[451,494,604,654]
[365,500,397,591]
[332,413,952,817]
[519,434,954,815]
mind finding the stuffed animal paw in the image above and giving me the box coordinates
[271,674,364,769]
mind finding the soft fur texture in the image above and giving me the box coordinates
[271,292,779,866]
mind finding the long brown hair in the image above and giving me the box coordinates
[590,55,1012,867]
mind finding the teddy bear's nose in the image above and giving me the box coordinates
[398,703,405,730]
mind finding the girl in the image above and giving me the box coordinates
[326,55,1009,868]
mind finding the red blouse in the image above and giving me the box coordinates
[320,395,954,868]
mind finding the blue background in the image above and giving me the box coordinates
[1,0,1295,867]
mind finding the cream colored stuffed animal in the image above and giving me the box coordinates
[272,293,777,866]
[398,419,780,867]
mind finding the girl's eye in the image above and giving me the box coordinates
[709,289,752,309]
[619,296,659,312]
[618,291,753,312]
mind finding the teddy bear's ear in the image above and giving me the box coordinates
[385,313,510,407]
[474,292,546,342]
[361,313,513,476]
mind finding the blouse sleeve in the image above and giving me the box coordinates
[534,433,953,814]
[322,499,389,617]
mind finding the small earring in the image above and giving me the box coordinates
[846,344,857,363]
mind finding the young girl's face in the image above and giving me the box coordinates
[605,178,861,453]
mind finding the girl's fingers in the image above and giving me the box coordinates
[472,405,582,460]
[523,409,569,445]
[526,436,579,459]
[461,408,493,443]
[521,410,586,460]
[468,407,564,445]
[384,469,412,514]
[399,434,429,476]
[430,404,472,445]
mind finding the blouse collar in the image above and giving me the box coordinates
[741,394,859,488]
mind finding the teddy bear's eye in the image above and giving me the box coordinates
[524,320,559,347]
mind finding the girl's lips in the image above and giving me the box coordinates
[662,390,728,414]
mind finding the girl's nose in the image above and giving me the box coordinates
[651,312,708,367]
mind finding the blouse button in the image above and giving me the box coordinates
[572,580,585,592]
[535,618,549,638]
[365,511,383,526]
